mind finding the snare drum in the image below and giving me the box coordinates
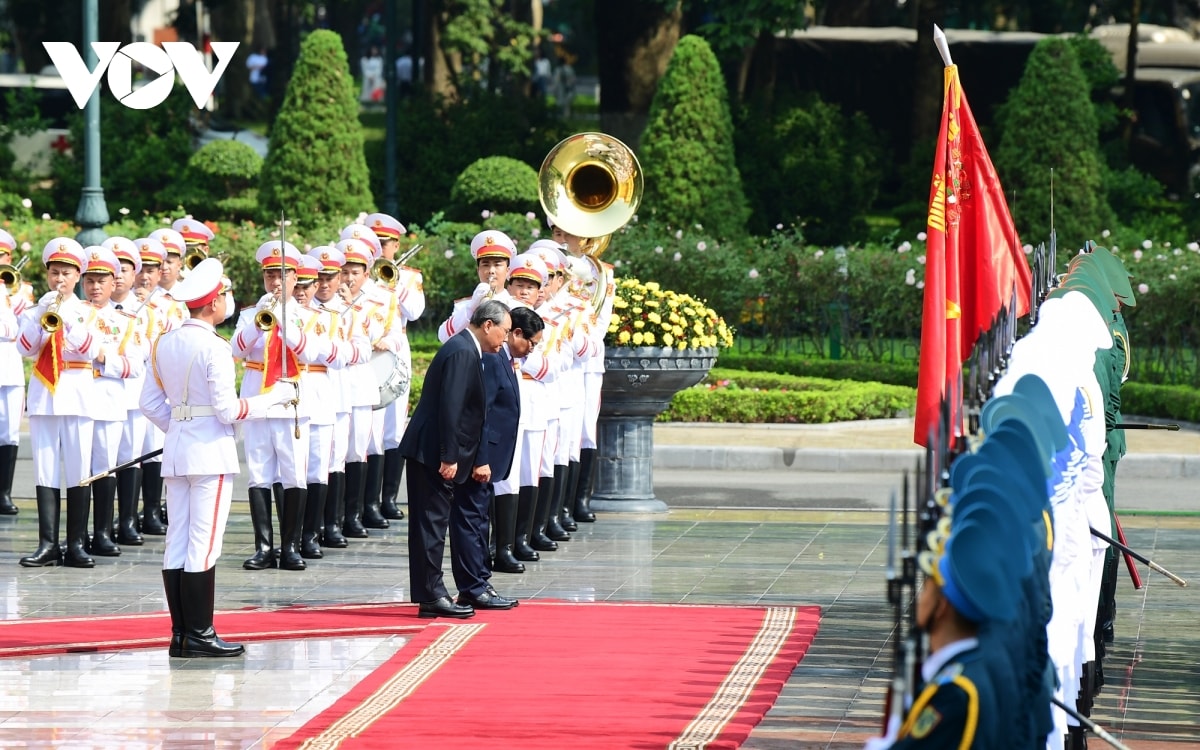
[368,350,412,410]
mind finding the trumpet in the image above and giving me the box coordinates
[255,297,280,331]
[0,256,29,295]
[41,293,66,333]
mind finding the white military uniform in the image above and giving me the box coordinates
[232,247,330,490]
[140,263,293,571]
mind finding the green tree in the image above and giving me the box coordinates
[639,35,749,240]
[257,29,374,220]
[995,37,1113,246]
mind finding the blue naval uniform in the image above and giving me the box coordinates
[893,639,999,749]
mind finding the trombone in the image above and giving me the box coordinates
[0,256,29,295]
[369,243,424,286]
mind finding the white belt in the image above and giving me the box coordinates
[171,404,217,421]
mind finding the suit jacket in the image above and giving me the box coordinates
[398,328,486,484]
[478,344,521,480]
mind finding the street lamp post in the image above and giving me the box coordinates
[75,0,109,249]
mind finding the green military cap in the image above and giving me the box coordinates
[1071,243,1135,307]
[1050,273,1119,314]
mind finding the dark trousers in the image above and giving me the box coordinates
[450,480,492,598]
[405,459,491,601]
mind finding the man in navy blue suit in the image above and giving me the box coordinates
[399,300,513,619]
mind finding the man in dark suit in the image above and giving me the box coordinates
[454,307,525,594]
[399,300,513,619]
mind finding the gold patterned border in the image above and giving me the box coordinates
[666,606,799,750]
[299,623,486,750]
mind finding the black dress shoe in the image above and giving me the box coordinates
[457,588,518,610]
[418,596,475,619]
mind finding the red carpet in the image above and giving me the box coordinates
[0,601,425,657]
[277,602,820,750]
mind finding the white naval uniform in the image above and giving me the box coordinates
[0,286,28,446]
[539,294,592,469]
[437,283,515,343]
[232,294,331,489]
[140,290,184,468]
[16,293,104,487]
[302,301,370,484]
[116,298,161,465]
[379,267,425,450]
[339,291,385,462]
[141,318,293,571]
[360,280,408,456]
[581,266,615,452]
[90,302,149,475]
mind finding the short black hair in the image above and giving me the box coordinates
[509,305,544,337]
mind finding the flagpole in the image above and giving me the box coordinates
[933,25,953,67]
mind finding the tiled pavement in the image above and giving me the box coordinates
[0,501,1195,748]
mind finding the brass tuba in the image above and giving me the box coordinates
[537,132,643,311]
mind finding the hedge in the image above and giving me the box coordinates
[661,381,915,423]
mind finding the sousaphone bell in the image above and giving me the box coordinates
[538,132,643,311]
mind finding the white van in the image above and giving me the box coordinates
[0,72,74,176]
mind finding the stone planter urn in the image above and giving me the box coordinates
[590,346,718,513]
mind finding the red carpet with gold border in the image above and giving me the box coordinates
[277,601,820,750]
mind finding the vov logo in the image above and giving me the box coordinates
[43,41,240,110]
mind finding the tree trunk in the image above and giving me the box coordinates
[1122,0,1141,146]
[100,0,133,47]
[909,0,946,164]
[209,0,255,120]
[11,0,78,74]
[595,0,681,146]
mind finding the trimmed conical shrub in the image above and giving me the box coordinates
[995,37,1113,245]
[450,156,539,219]
[258,30,374,219]
[639,35,749,239]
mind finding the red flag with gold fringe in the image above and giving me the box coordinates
[261,327,300,391]
[32,328,66,395]
[914,54,1032,447]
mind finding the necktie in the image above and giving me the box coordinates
[115,304,123,310]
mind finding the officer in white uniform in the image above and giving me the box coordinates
[126,237,173,540]
[232,241,329,571]
[16,239,105,567]
[141,258,296,658]
[308,245,367,548]
[437,230,516,344]
[0,228,29,515]
[333,230,389,538]
[172,217,215,260]
[293,253,370,558]
[83,244,148,557]
[364,212,425,524]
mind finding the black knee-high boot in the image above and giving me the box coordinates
[342,461,369,538]
[545,465,571,542]
[573,447,597,522]
[530,476,558,552]
[380,447,404,520]
[362,453,389,529]
[323,471,348,547]
[162,568,184,657]
[492,493,524,573]
[278,487,307,571]
[89,476,121,556]
[141,461,167,535]
[115,467,143,545]
[19,486,61,567]
[514,485,540,561]
[243,487,276,570]
[0,444,18,515]
[64,486,95,568]
[302,483,326,559]
[559,460,579,532]
[179,568,244,657]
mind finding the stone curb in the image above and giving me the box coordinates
[652,445,1200,479]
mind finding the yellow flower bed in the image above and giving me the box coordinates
[606,277,734,350]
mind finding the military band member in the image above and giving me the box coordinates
[0,229,29,515]
[125,237,173,539]
[294,253,370,559]
[364,212,425,524]
[83,244,149,557]
[575,259,614,524]
[333,229,389,538]
[141,258,296,658]
[172,217,215,259]
[16,239,105,568]
[232,241,329,571]
[437,230,516,343]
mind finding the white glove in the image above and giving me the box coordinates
[470,281,491,306]
[271,382,299,407]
